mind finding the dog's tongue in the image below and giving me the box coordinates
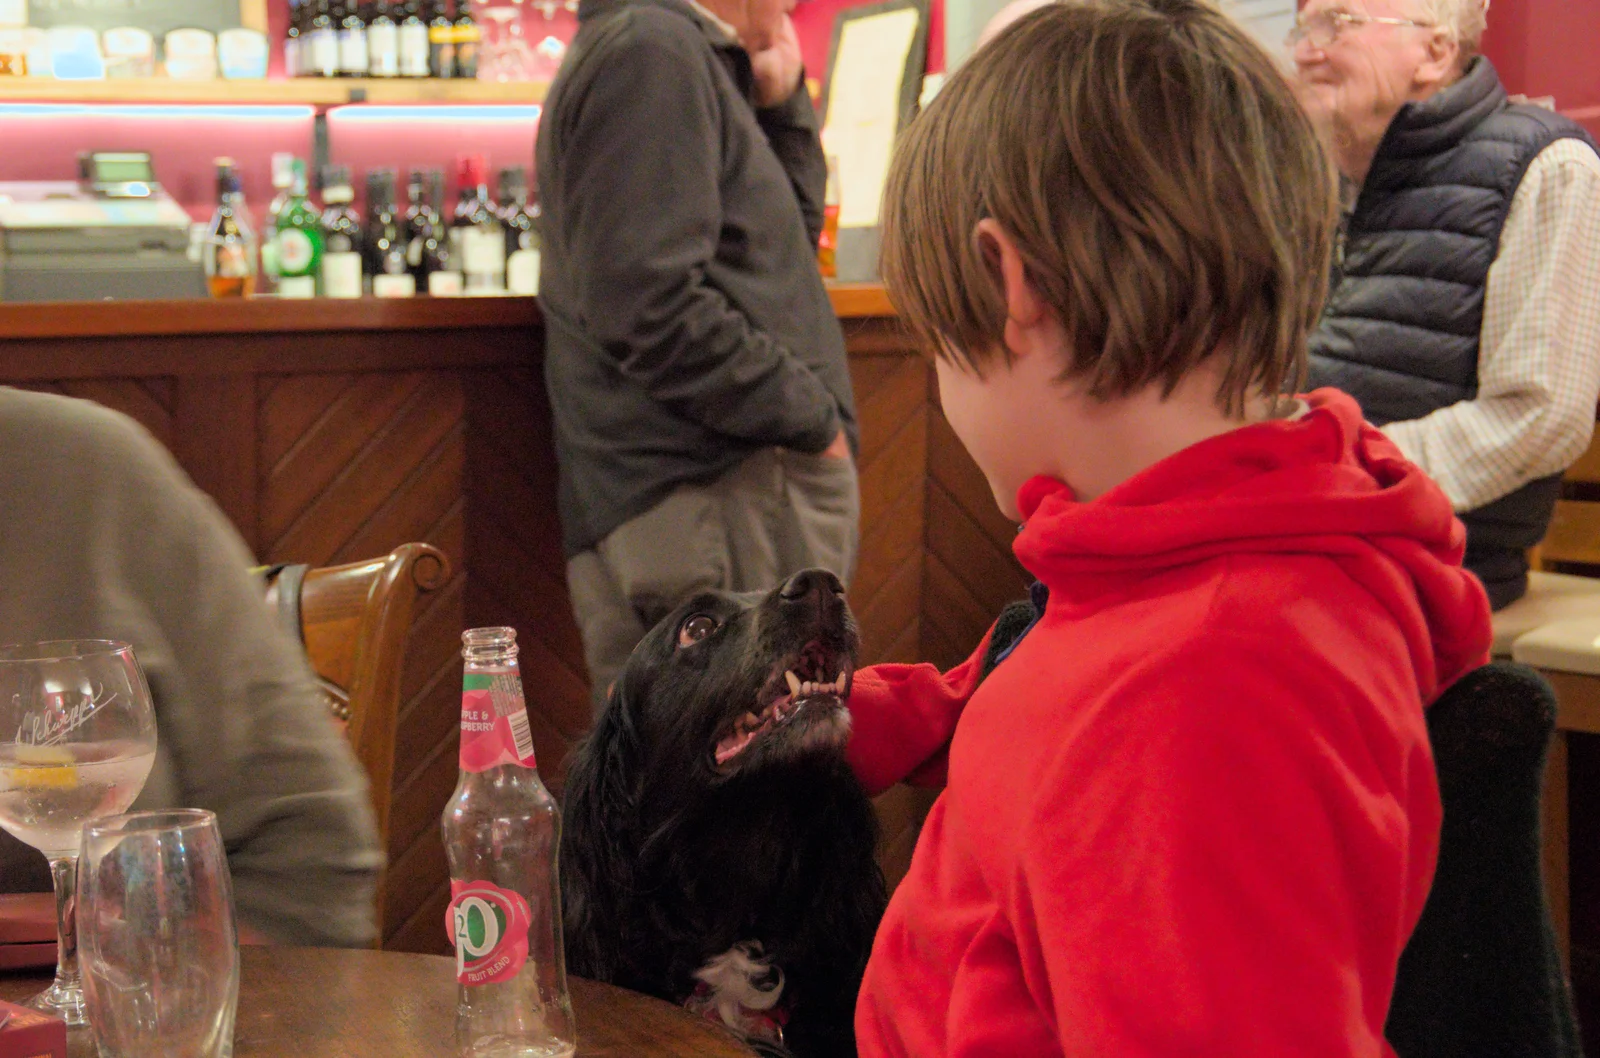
[715,727,757,765]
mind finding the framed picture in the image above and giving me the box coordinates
[818,0,928,282]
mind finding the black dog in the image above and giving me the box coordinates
[561,568,886,1057]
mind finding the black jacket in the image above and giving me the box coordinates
[536,0,857,557]
[1307,58,1597,609]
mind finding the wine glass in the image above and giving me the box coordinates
[0,640,158,1029]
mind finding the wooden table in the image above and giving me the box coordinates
[0,946,756,1057]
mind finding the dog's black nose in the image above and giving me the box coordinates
[780,568,843,602]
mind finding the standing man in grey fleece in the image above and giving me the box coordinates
[0,387,381,947]
[537,0,860,709]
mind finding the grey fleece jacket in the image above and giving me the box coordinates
[0,387,381,947]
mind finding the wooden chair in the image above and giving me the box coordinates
[1490,422,1600,965]
[262,543,451,941]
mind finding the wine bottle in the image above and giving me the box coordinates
[428,0,455,78]
[273,158,325,298]
[367,0,399,76]
[398,0,430,77]
[320,165,365,298]
[367,169,415,296]
[452,0,479,79]
[308,0,339,77]
[499,166,540,296]
[203,158,258,299]
[338,0,370,77]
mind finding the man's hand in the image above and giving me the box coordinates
[822,428,850,459]
[749,14,803,108]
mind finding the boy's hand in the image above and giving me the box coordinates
[750,15,803,108]
[821,428,851,459]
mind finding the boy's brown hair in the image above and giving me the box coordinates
[880,0,1337,413]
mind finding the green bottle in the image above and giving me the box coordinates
[273,159,325,298]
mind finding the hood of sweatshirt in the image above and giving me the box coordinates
[1013,389,1492,702]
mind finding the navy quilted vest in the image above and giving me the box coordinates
[1307,57,1598,609]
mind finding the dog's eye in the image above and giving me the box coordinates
[677,614,720,648]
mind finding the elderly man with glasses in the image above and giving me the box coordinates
[1292,0,1600,610]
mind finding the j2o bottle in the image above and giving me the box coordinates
[442,627,576,1058]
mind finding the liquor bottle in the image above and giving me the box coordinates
[203,159,258,298]
[366,169,415,297]
[338,0,369,77]
[499,166,540,296]
[452,0,479,79]
[284,0,302,77]
[442,628,576,1058]
[397,0,430,77]
[427,0,455,79]
[273,158,324,298]
[818,154,840,279]
[320,165,365,298]
[261,152,296,285]
[308,0,339,77]
[367,0,399,76]
[452,155,504,293]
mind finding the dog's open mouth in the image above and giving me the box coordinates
[713,641,854,769]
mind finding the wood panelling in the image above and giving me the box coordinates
[0,291,1024,955]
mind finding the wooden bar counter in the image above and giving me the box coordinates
[0,287,1028,953]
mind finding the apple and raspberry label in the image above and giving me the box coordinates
[459,670,537,773]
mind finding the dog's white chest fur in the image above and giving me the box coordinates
[688,942,786,1040]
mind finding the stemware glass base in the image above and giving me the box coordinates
[27,979,89,1029]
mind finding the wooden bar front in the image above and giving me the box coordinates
[0,290,1029,953]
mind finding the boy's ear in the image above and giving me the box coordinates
[975,218,1050,358]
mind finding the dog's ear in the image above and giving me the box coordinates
[560,676,643,982]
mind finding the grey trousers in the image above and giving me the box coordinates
[566,447,859,713]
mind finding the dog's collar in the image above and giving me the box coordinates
[686,980,789,1044]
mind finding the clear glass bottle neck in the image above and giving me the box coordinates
[462,627,519,671]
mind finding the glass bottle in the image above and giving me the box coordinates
[338,0,370,77]
[308,0,339,77]
[320,165,365,298]
[452,0,479,79]
[398,0,430,77]
[204,158,258,299]
[442,628,576,1058]
[366,169,415,296]
[499,166,540,296]
[428,0,456,78]
[273,158,324,298]
[261,151,296,285]
[284,0,303,77]
[818,153,840,279]
[406,168,459,294]
[367,0,399,76]
[452,155,504,294]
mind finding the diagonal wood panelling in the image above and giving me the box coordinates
[258,370,469,953]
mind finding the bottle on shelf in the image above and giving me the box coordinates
[261,152,296,286]
[320,165,365,298]
[428,0,456,79]
[273,158,325,298]
[366,169,415,297]
[498,165,540,296]
[338,0,370,77]
[818,153,840,279]
[204,158,258,299]
[452,155,505,294]
[367,0,399,77]
[452,0,480,79]
[423,168,462,294]
[308,0,339,77]
[442,627,576,1058]
[284,0,303,77]
[397,0,430,77]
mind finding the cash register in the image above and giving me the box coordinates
[0,152,204,302]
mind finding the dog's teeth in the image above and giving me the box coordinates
[784,670,801,697]
[838,669,847,690]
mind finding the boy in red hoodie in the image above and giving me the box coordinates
[848,2,1494,1055]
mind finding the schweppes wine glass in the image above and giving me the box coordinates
[0,640,158,1028]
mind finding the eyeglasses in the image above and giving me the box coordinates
[1285,10,1436,49]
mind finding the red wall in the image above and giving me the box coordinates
[1480,0,1600,136]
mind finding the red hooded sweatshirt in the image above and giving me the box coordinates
[848,391,1491,1058]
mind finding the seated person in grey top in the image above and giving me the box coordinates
[0,387,382,947]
